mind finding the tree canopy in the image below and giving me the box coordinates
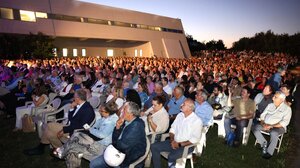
[186,35,226,55]
[232,30,300,56]
[0,32,54,59]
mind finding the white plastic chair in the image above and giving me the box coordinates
[129,137,150,168]
[241,119,253,145]
[194,126,210,156]
[254,130,284,153]
[87,96,101,109]
[73,117,96,133]
[159,126,208,168]
[35,98,62,138]
[160,133,194,168]
[48,92,58,103]
[43,103,71,124]
[213,112,226,138]
[145,132,159,167]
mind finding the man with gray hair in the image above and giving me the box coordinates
[90,101,146,168]
[24,89,95,156]
[252,91,292,159]
[144,81,169,110]
[151,99,202,168]
[195,90,214,126]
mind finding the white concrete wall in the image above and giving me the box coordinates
[0,0,191,58]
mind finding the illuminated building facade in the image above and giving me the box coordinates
[0,0,191,58]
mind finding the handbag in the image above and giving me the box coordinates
[22,114,36,133]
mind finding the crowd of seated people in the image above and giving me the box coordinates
[0,50,298,167]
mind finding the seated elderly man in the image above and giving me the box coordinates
[167,86,186,120]
[24,89,95,156]
[151,99,202,168]
[194,90,214,126]
[252,91,292,159]
[90,102,146,168]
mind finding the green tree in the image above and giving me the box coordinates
[0,32,55,59]
[24,32,55,59]
[232,30,300,56]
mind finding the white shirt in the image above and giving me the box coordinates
[163,84,173,96]
[59,83,73,96]
[91,79,103,93]
[170,112,202,143]
[143,107,169,135]
[106,94,125,109]
[260,102,292,131]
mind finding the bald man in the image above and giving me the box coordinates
[151,99,202,168]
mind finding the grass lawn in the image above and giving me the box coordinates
[0,115,294,168]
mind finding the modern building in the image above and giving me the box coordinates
[0,0,191,58]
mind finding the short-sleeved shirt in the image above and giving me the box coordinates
[170,112,203,143]
[230,98,256,119]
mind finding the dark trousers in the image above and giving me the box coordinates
[224,118,249,142]
[150,139,194,168]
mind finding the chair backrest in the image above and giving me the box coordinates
[194,126,209,155]
[62,103,71,124]
[39,95,50,107]
[51,98,62,110]
[48,92,57,102]
[129,137,150,168]
[87,96,101,109]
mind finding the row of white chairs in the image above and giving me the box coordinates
[213,113,284,153]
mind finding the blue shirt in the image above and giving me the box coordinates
[6,76,23,90]
[144,91,169,110]
[195,101,214,126]
[73,84,81,91]
[167,95,186,115]
[272,72,282,91]
[89,113,118,146]
[139,92,149,104]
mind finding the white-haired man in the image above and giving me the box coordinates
[252,91,292,159]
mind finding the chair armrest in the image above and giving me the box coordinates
[129,137,150,168]
[148,132,157,144]
[181,143,197,158]
[25,101,34,107]
[31,104,49,115]
[160,133,170,141]
[55,117,68,122]
[74,128,84,133]
[44,106,66,122]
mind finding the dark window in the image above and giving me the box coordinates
[86,18,108,25]
[48,14,81,22]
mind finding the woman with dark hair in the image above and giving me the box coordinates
[14,78,49,132]
[126,89,142,109]
[137,82,149,106]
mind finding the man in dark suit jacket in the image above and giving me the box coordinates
[24,89,95,156]
[90,102,146,168]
